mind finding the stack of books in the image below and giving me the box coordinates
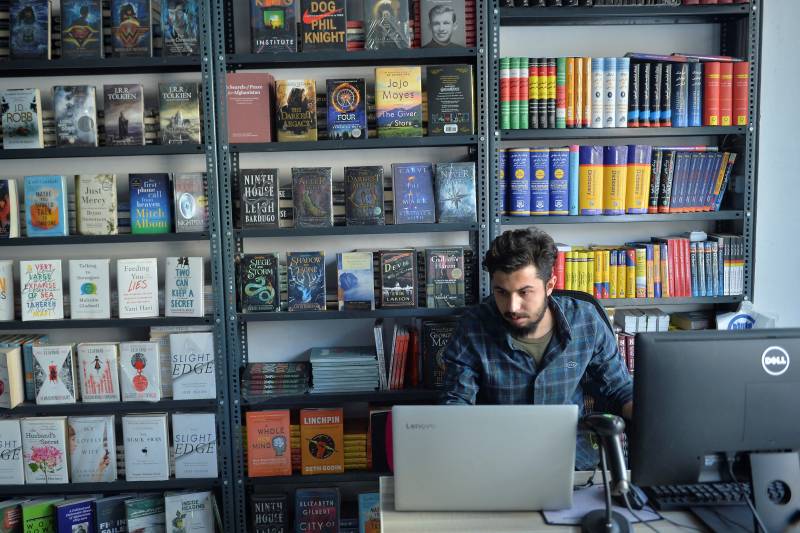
[309,347,380,393]
[241,362,310,400]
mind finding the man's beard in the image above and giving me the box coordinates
[503,297,548,338]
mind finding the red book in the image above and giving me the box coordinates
[700,0,719,3]
[682,238,692,297]
[733,62,750,126]
[226,72,275,143]
[555,250,566,290]
[718,0,733,3]
[682,0,700,4]
[509,60,519,128]
[517,60,528,128]
[405,327,420,387]
[500,62,510,125]
[718,62,734,126]
[703,62,721,126]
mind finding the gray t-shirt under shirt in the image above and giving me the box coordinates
[510,329,554,366]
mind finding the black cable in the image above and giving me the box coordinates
[622,493,661,533]
[655,514,708,533]
[710,507,753,532]
[573,467,598,490]
[726,454,768,533]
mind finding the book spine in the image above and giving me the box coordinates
[568,145,580,215]
[575,57,584,129]
[528,58,539,129]
[556,57,567,128]
[549,147,570,215]
[628,62,640,127]
[566,57,576,128]
[688,62,703,127]
[709,242,719,296]
[719,62,734,126]
[547,58,557,128]
[602,250,610,299]
[625,144,653,214]
[579,146,604,215]
[539,58,548,129]
[703,62,721,126]
[509,58,520,130]
[555,251,566,290]
[690,242,699,297]
[639,62,651,127]
[626,249,636,299]
[593,251,603,299]
[634,247,646,298]
[500,58,511,130]
[609,250,618,299]
[650,63,663,128]
[518,58,529,130]
[616,250,627,299]
[713,153,737,211]
[564,252,574,290]
[508,148,531,216]
[659,243,670,298]
[657,151,676,213]
[530,148,550,215]
[591,58,605,128]
[653,243,662,298]
[698,241,708,296]
[603,57,616,128]
[733,61,750,126]
[672,63,690,128]
[647,149,663,214]
[498,149,508,216]
[661,61,672,127]
[616,57,630,128]
[645,245,654,298]
[602,145,628,215]
[582,57,592,128]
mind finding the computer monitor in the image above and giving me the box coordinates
[630,328,800,487]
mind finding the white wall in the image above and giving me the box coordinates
[753,0,800,326]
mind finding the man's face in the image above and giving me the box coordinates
[491,264,555,337]
[430,12,456,45]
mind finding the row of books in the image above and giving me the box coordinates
[0,413,218,486]
[499,54,749,130]
[0,257,206,321]
[497,145,734,216]
[554,233,745,299]
[0,83,201,149]
[249,490,378,533]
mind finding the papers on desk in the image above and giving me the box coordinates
[542,486,660,525]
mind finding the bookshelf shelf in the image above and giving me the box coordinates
[599,296,744,308]
[0,144,205,160]
[237,223,477,239]
[501,211,743,225]
[230,135,478,153]
[243,390,439,408]
[239,308,466,322]
[0,56,201,78]
[0,479,220,496]
[2,399,217,416]
[247,472,387,485]
[499,126,745,141]
[0,316,214,331]
[226,48,478,70]
[499,5,750,27]
[0,232,210,246]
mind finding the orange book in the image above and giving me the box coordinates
[718,62,733,126]
[246,410,292,477]
[300,408,344,475]
[566,57,575,128]
[732,61,749,126]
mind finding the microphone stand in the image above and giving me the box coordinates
[580,432,632,533]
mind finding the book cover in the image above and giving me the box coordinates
[578,145,603,215]
[20,259,64,321]
[375,67,422,138]
[53,85,98,147]
[718,61,733,127]
[173,173,208,233]
[9,0,50,59]
[67,415,117,483]
[119,341,161,402]
[365,0,410,49]
[21,417,69,484]
[0,346,24,409]
[246,410,292,477]
[276,80,318,142]
[703,62,720,126]
[358,493,379,533]
[250,494,288,532]
[300,408,344,475]
[337,251,375,311]
[164,492,213,533]
[117,258,159,318]
[61,0,103,58]
[688,62,703,127]
[250,0,298,52]
[130,173,172,234]
[326,79,367,140]
[0,261,15,320]
[0,420,25,484]
[110,0,151,56]
[287,251,326,312]
[425,247,465,308]
[434,162,476,223]
[122,414,169,481]
[32,345,76,405]
[295,488,339,532]
[507,147,530,216]
[162,0,200,55]
[733,61,749,126]
[159,81,201,144]
[427,64,474,136]
[238,254,280,313]
[125,495,166,531]
[421,0,465,48]
[165,256,204,318]
[170,332,215,400]
[94,495,130,533]
[22,499,61,532]
[75,174,118,235]
[1,88,44,149]
[24,175,68,237]
[625,145,652,215]
[0,500,26,533]
[69,259,111,319]
[56,499,95,533]
[379,250,415,308]
[344,166,384,225]
[103,84,145,146]
[0,180,20,239]
[300,0,346,50]
[239,169,279,228]
[227,73,275,144]
[391,163,435,224]
[292,167,333,227]
[77,343,120,402]
[173,413,218,478]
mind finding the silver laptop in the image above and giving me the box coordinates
[392,404,577,511]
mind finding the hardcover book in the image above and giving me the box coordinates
[24,175,69,237]
[292,167,333,227]
[250,0,298,52]
[117,257,159,318]
[103,84,145,146]
[295,488,340,532]
[53,85,98,147]
[337,251,375,311]
[365,0,410,49]
[173,173,208,232]
[125,495,166,531]
[421,0,465,48]
[61,0,103,58]
[173,413,218,478]
[301,0,346,50]
[238,254,281,313]
[166,256,204,318]
[19,259,64,321]
[434,162,476,223]
[0,500,27,533]
[246,410,292,477]
[69,259,111,319]
[0,346,24,409]
[55,498,95,533]
[9,0,51,59]
[425,247,465,308]
[300,408,344,475]
[227,73,275,144]
[164,491,214,533]
[326,79,367,140]
[122,414,170,481]
[276,80,318,142]
[130,173,172,234]
[344,166,384,225]
[0,88,44,149]
[426,64,474,135]
[0,260,14,320]
[379,250,416,308]
[159,81,201,144]
[287,251,326,312]
[375,67,422,137]
[170,332,215,400]
[110,0,151,56]
[77,342,120,402]
[94,494,130,533]
[119,341,161,402]
[239,169,279,228]
[0,420,25,484]
[67,415,117,483]
[76,174,118,235]
[250,494,288,532]
[421,319,457,388]
[32,345,77,405]
[21,416,69,484]
[0,179,20,238]
[22,499,61,532]
[391,163,435,223]
[162,0,200,55]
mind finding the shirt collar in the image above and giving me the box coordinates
[484,294,573,349]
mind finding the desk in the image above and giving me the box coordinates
[379,473,708,533]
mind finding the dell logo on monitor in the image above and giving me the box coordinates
[761,346,790,376]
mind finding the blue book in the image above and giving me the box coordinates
[287,251,326,312]
[295,488,339,533]
[110,0,151,57]
[337,252,375,311]
[9,0,50,59]
[391,163,435,224]
[497,149,508,216]
[358,492,380,533]
[61,0,103,59]
[327,79,367,141]
[161,0,200,55]
[57,498,96,533]
[529,148,549,215]
[507,148,530,216]
[549,147,569,215]
[24,175,69,237]
[129,173,172,234]
[672,63,689,128]
[688,63,703,127]
[568,145,579,215]
[434,162,477,223]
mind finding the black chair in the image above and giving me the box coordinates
[552,289,614,334]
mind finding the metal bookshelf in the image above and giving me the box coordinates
[239,308,467,322]
[0,56,202,78]
[0,317,214,331]
[0,479,221,497]
[0,144,205,159]
[3,399,218,416]
[0,233,211,246]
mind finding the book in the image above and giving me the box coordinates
[0,261,14,321]
[434,162,476,223]
[292,167,333,227]
[375,67,422,137]
[703,62,720,126]
[24,175,69,237]
[77,343,120,402]
[103,84,145,146]
[250,494,288,532]
[130,173,173,234]
[22,499,61,532]
[733,61,749,126]
[227,73,275,144]
[173,413,218,478]
[426,64,474,135]
[0,180,20,238]
[0,420,25,484]
[19,259,65,321]
[246,410,292,477]
[295,488,339,532]
[300,408,344,475]
[358,493,380,533]
[69,259,111,319]
[60,0,102,58]
[53,85,98,147]
[392,163,435,223]
[344,166,384,225]
[300,0,346,50]
[276,80,318,142]
[326,79,367,140]
[117,258,159,318]
[0,88,44,149]
[75,174,118,235]
[173,173,208,233]
[0,500,27,532]
[32,345,77,405]
[337,251,375,311]
[238,254,280,313]
[21,417,69,484]
[56,498,95,533]
[421,0,465,48]
[94,495,130,533]
[119,341,161,402]
[239,169,279,228]
[125,495,166,531]
[162,0,200,55]
[0,346,24,409]
[718,61,733,127]
[425,247,465,308]
[287,251,326,312]
[365,0,410,49]
[67,415,117,482]
[164,492,214,533]
[379,250,416,308]
[170,332,215,399]
[250,0,298,52]
[9,0,51,59]
[110,0,151,56]
[159,81,201,144]
[166,256,205,317]
[122,414,170,481]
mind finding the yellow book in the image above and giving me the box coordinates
[592,250,602,298]
[538,59,548,121]
[625,145,653,214]
[625,249,636,299]
[609,250,618,299]
[528,58,539,114]
[602,250,610,299]
[375,66,423,138]
[602,146,627,215]
[645,246,655,298]
[652,244,661,298]
[576,252,588,295]
[582,57,592,128]
[617,250,627,299]
[634,247,647,298]
[566,57,575,127]
[565,251,574,291]
[579,146,603,215]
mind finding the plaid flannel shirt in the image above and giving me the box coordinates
[441,293,633,470]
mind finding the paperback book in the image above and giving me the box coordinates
[292,167,333,227]
[75,174,118,235]
[117,257,159,318]
[392,163,435,223]
[119,341,161,402]
[337,251,375,311]
[246,410,292,477]
[425,247,465,308]
[170,332,215,400]
[421,0,466,48]
[125,495,166,531]
[295,488,340,532]
[103,84,145,146]
[426,64,474,135]
[300,0,346,50]
[238,253,280,313]
[287,251,326,312]
[122,414,170,481]
[110,0,152,56]
[239,169,279,228]
[164,491,214,533]
[159,81,201,144]
[344,166,383,225]
[375,67,422,137]
[379,250,416,308]
[0,420,24,484]
[77,342,120,402]
[173,413,218,478]
[56,498,96,533]
[67,415,117,483]
[21,416,69,484]
[250,0,298,52]
[326,79,367,140]
[130,173,172,234]
[53,85,98,147]
[365,0,410,49]
[162,0,200,55]
[434,162,476,223]
[0,88,44,149]
[32,344,77,404]
[227,73,275,144]
[94,494,129,533]
[20,259,64,321]
[299,408,344,475]
[61,0,103,59]
[173,173,208,232]
[69,259,111,319]
[166,256,205,317]
[276,80,317,142]
[9,0,51,58]
[24,175,69,237]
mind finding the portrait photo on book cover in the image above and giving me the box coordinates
[423,1,465,48]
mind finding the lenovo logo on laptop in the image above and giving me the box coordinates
[405,423,436,431]
[761,346,790,376]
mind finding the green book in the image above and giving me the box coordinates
[22,498,61,533]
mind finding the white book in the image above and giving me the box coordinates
[21,416,69,484]
[172,413,218,479]
[164,491,214,533]
[68,415,117,483]
[0,260,14,321]
[165,256,204,318]
[19,260,64,321]
[122,414,170,481]
[32,344,77,404]
[119,341,161,402]
[169,332,215,400]
[69,259,111,320]
[75,174,119,235]
[0,419,24,484]
[77,343,121,402]
[0,346,24,408]
[117,258,159,318]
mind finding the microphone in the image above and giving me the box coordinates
[580,414,629,496]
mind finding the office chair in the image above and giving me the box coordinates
[552,289,614,334]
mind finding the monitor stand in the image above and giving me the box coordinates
[749,451,800,533]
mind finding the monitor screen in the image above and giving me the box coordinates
[630,328,800,487]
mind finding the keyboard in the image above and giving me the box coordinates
[643,482,752,511]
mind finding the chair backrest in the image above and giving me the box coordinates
[552,289,614,334]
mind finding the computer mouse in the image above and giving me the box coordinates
[613,485,649,511]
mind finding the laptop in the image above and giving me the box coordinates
[392,404,577,511]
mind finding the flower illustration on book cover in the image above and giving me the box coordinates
[130,351,149,392]
[26,444,63,482]
[171,509,187,533]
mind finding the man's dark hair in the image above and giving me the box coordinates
[483,228,557,282]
